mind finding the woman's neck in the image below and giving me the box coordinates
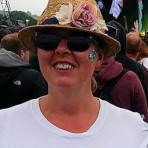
[39,94,100,133]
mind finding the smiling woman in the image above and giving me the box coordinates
[0,0,148,147]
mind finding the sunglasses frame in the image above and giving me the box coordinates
[35,31,100,52]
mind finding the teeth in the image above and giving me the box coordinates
[55,63,74,70]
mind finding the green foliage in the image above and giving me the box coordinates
[0,13,3,25]
[0,13,3,19]
[10,11,37,26]
[142,13,148,32]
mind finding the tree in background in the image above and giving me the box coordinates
[0,10,38,41]
[11,11,37,26]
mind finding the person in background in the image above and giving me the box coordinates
[126,21,148,63]
[1,33,30,62]
[0,33,47,109]
[130,20,148,70]
[126,32,143,61]
[137,39,148,62]
[0,0,147,147]
[93,44,148,122]
[107,20,148,104]
[139,36,148,70]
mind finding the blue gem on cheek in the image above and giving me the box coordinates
[88,49,98,61]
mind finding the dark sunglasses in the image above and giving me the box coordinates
[35,31,98,52]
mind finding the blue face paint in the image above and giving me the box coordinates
[88,49,98,61]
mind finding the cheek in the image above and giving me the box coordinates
[74,50,99,75]
[74,48,99,66]
[37,49,53,69]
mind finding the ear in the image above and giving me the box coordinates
[18,50,26,59]
[95,51,104,70]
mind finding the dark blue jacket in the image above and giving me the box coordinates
[0,48,48,109]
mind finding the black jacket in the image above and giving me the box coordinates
[0,48,48,109]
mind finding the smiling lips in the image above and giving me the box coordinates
[54,62,74,70]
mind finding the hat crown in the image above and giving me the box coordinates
[18,0,120,58]
[38,0,106,33]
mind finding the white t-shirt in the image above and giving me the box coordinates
[0,98,148,148]
[139,58,148,70]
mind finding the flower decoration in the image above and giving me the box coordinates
[72,2,97,29]
[55,1,108,32]
[55,2,73,25]
[91,19,108,32]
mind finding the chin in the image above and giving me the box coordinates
[51,77,75,88]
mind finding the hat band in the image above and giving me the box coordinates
[40,17,59,25]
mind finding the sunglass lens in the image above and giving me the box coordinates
[36,33,60,50]
[67,35,91,52]
[36,32,92,52]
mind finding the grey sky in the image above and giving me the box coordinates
[3,0,48,15]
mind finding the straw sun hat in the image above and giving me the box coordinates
[18,0,120,58]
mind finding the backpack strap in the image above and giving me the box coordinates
[101,68,129,103]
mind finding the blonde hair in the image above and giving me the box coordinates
[91,76,98,93]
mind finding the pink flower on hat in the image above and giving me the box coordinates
[55,2,107,32]
[72,2,97,29]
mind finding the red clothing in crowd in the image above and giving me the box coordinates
[95,60,148,123]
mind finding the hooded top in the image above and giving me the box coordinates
[0,48,47,109]
[107,21,148,102]
[94,60,148,123]
[0,48,30,88]
[0,48,30,68]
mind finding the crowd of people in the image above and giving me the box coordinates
[0,0,148,147]
[0,33,47,108]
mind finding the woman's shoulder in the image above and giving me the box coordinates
[100,99,148,129]
[0,99,38,121]
[120,70,142,86]
[99,99,148,147]
[123,70,139,79]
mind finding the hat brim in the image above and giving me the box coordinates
[18,24,120,58]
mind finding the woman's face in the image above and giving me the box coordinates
[37,31,103,89]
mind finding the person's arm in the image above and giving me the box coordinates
[133,20,139,35]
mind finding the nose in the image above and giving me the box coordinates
[55,40,71,56]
